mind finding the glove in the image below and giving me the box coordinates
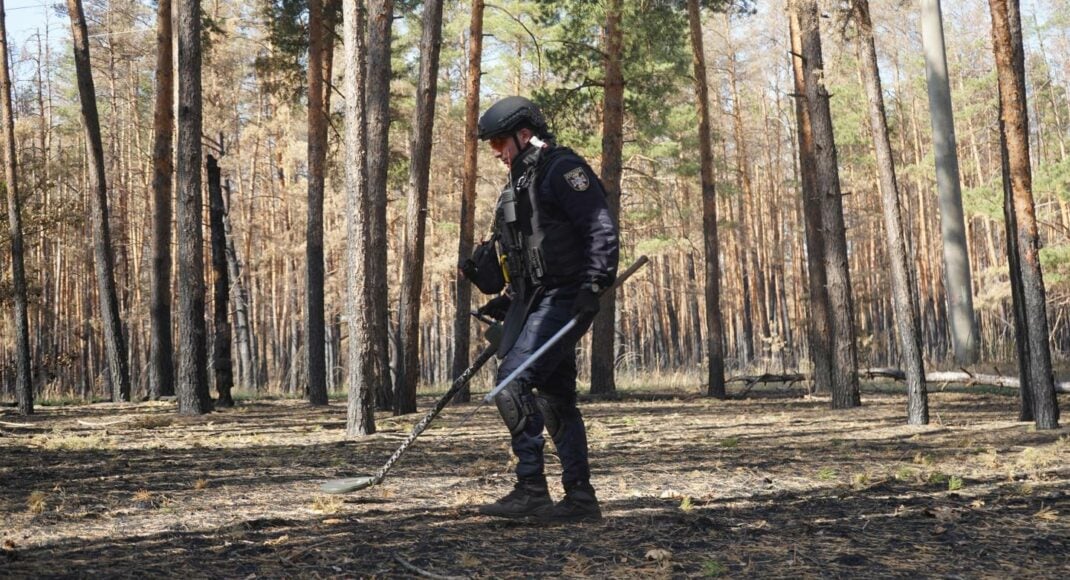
[571,287,600,320]
[478,295,512,321]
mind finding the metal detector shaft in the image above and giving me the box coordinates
[321,343,497,494]
[481,255,650,404]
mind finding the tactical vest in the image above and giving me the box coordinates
[494,147,591,293]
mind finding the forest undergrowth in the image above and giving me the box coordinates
[1,385,1068,577]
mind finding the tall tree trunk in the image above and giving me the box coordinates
[452,0,485,404]
[795,0,860,408]
[686,0,725,398]
[0,0,32,415]
[919,0,979,364]
[222,184,255,391]
[396,0,445,415]
[591,0,623,396]
[66,0,130,403]
[149,0,174,400]
[788,6,832,394]
[367,0,394,411]
[208,155,234,407]
[854,0,927,424]
[989,0,1059,429]
[305,0,328,405]
[175,0,211,414]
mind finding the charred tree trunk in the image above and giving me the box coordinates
[687,0,725,398]
[0,0,32,414]
[591,0,623,396]
[149,0,174,400]
[452,0,485,404]
[396,0,445,415]
[854,0,927,424]
[208,155,233,407]
[367,0,394,411]
[795,0,860,408]
[989,0,1059,429]
[67,0,130,403]
[305,0,328,406]
[175,0,211,414]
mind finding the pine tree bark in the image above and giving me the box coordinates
[396,0,445,415]
[686,0,725,398]
[306,0,329,406]
[591,0,623,396]
[0,0,32,414]
[919,0,979,364]
[452,0,485,404]
[222,188,255,391]
[175,0,211,414]
[367,0,394,411]
[854,0,927,424]
[788,6,833,394]
[794,0,860,408]
[67,0,130,403]
[989,0,1059,429]
[149,0,174,400]
[208,155,234,407]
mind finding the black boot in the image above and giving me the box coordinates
[537,481,602,523]
[478,478,552,519]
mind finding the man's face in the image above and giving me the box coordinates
[488,130,531,168]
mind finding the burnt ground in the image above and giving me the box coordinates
[1,385,1068,578]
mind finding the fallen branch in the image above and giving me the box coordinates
[77,418,131,428]
[0,420,48,429]
[393,555,467,580]
[727,369,1070,393]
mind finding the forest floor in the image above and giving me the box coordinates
[1,383,1069,578]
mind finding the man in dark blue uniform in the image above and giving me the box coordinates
[465,96,619,523]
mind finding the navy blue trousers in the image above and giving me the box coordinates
[495,285,593,488]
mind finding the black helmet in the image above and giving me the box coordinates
[477,96,548,140]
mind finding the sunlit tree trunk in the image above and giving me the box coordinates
[305,0,328,405]
[452,0,485,404]
[0,0,32,414]
[66,0,130,403]
[794,0,860,408]
[920,0,979,364]
[989,0,1059,429]
[591,0,623,396]
[686,0,725,398]
[854,0,927,424]
[175,0,211,414]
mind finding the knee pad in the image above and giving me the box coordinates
[535,393,578,440]
[494,382,536,436]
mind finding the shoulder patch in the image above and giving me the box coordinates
[563,166,590,191]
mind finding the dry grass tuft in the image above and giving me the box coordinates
[131,415,175,430]
[39,433,111,451]
[193,479,209,490]
[310,495,343,514]
[27,491,47,515]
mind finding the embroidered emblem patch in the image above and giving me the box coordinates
[563,167,590,191]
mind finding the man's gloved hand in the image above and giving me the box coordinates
[571,286,601,320]
[478,294,512,321]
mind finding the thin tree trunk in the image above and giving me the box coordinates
[854,0,927,424]
[989,0,1059,429]
[396,0,445,415]
[919,0,979,364]
[452,0,485,404]
[367,0,394,411]
[305,0,328,405]
[175,0,211,414]
[795,0,860,409]
[149,0,174,400]
[208,155,234,407]
[222,182,254,391]
[591,0,623,396]
[686,0,725,398]
[66,0,130,403]
[0,0,32,414]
